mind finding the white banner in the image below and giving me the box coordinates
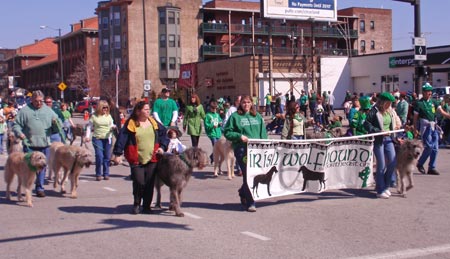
[247,137,376,200]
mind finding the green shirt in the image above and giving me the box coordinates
[300,95,308,106]
[350,111,367,135]
[13,104,58,148]
[382,112,391,131]
[204,111,222,139]
[224,112,268,149]
[414,98,440,121]
[62,110,71,121]
[152,98,178,127]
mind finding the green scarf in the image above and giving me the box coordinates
[24,152,38,171]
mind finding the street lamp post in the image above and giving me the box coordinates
[40,25,64,101]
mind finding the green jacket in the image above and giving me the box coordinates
[183,104,205,136]
[351,111,368,135]
[204,111,222,139]
[224,111,267,149]
[13,103,58,148]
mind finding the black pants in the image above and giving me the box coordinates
[190,135,200,147]
[131,162,157,209]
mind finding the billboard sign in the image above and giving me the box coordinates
[261,0,337,21]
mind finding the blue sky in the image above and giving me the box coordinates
[1,0,449,51]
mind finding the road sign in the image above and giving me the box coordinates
[58,82,67,91]
[143,80,151,91]
[414,37,427,61]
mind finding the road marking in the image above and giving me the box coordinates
[241,231,271,241]
[103,187,117,192]
[346,243,450,259]
[183,212,202,219]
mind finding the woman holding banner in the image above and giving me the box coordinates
[224,95,268,212]
[363,92,399,199]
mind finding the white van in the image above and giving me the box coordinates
[432,86,450,100]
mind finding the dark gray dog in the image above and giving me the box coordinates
[155,147,209,217]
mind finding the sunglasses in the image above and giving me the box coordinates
[102,106,109,109]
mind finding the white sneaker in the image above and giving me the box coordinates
[384,189,391,196]
[377,192,389,199]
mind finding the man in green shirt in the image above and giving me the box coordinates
[13,90,59,197]
[414,83,450,175]
[152,88,178,127]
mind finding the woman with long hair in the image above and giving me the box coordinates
[364,92,399,199]
[224,95,267,212]
[281,101,311,140]
[183,94,205,147]
[112,100,169,214]
[85,100,116,181]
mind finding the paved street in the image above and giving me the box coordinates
[1,113,450,258]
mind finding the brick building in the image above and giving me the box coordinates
[6,17,99,102]
[96,0,202,106]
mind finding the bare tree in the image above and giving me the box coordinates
[67,58,88,98]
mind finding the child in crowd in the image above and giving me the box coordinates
[204,100,222,163]
[166,127,186,154]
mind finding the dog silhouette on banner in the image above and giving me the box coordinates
[252,166,278,198]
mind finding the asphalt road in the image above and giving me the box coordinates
[1,113,450,259]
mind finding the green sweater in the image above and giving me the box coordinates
[224,112,268,149]
[204,111,222,139]
[13,103,58,148]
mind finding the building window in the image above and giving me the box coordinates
[177,35,181,47]
[176,12,180,24]
[177,57,181,69]
[370,21,375,30]
[370,40,375,50]
[160,34,166,48]
[103,60,110,69]
[114,35,121,49]
[168,35,175,47]
[169,57,176,70]
[159,11,166,25]
[102,17,108,29]
[160,57,166,70]
[168,11,175,24]
[360,40,366,52]
[0,53,4,61]
[103,38,109,49]
[281,39,286,48]
[114,12,120,25]
[360,20,365,33]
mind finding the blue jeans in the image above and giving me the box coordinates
[23,145,49,192]
[209,137,219,162]
[92,137,111,177]
[0,133,3,153]
[418,126,439,170]
[373,137,397,194]
[234,145,254,207]
[50,133,62,143]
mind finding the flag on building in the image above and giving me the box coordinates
[116,63,120,76]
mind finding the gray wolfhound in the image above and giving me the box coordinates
[155,147,209,217]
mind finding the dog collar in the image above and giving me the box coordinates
[24,153,38,172]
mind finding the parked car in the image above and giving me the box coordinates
[75,100,97,113]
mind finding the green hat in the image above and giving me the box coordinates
[422,83,433,91]
[379,92,395,102]
[359,96,371,110]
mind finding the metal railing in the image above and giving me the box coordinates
[201,23,358,38]
[201,45,357,57]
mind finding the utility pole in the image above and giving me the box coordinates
[393,0,423,95]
